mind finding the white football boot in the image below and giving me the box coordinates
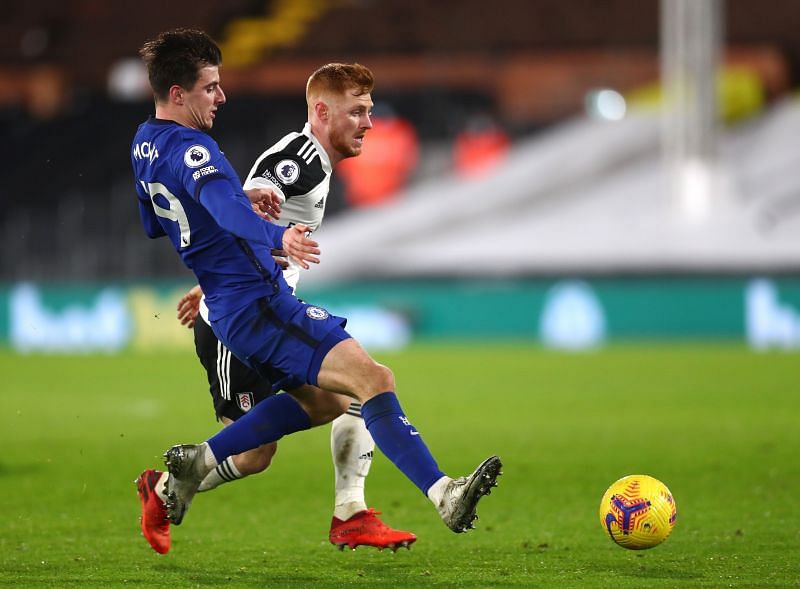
[437,455,503,532]
[163,444,212,525]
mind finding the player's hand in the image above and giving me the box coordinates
[281,224,320,270]
[271,248,289,270]
[176,284,203,329]
[245,187,282,221]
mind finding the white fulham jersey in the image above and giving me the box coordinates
[243,122,333,291]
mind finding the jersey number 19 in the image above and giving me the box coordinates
[140,180,191,248]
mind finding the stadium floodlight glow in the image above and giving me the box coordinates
[677,157,712,220]
[585,88,627,122]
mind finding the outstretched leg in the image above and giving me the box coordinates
[164,310,502,532]
[164,386,349,525]
[318,338,503,533]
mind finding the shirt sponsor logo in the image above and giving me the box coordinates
[306,306,329,320]
[184,144,211,168]
[192,165,219,181]
[275,159,300,185]
[260,167,281,186]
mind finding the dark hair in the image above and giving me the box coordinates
[139,28,222,102]
[306,63,374,101]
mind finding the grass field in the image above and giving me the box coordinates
[1,344,798,588]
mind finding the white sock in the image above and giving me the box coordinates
[427,475,453,508]
[201,442,218,470]
[155,471,169,502]
[331,405,372,521]
[198,456,243,492]
[155,443,223,500]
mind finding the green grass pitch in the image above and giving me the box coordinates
[0,344,798,588]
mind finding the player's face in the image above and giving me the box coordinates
[327,89,373,161]
[184,66,226,131]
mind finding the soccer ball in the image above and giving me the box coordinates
[599,474,677,550]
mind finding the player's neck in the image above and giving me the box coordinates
[155,104,198,130]
[309,122,342,167]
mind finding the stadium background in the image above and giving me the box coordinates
[1,0,800,352]
[2,3,800,588]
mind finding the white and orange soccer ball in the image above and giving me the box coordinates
[599,474,677,550]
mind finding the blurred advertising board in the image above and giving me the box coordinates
[0,278,799,353]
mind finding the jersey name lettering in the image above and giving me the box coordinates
[133,141,159,164]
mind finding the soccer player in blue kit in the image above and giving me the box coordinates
[137,63,418,555]
[131,28,501,542]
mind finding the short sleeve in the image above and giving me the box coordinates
[172,133,230,201]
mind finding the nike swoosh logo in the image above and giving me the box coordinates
[410,431,420,436]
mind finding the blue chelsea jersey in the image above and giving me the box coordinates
[131,117,286,320]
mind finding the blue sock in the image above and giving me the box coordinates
[207,393,311,463]
[361,392,445,495]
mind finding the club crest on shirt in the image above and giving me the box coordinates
[236,392,254,412]
[275,159,300,185]
[306,306,329,320]
[184,144,211,168]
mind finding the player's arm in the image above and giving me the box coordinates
[199,178,286,247]
[199,178,320,268]
[244,149,327,271]
[244,149,321,206]
[135,186,167,238]
[176,284,202,328]
[245,186,282,221]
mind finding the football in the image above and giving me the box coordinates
[599,474,677,550]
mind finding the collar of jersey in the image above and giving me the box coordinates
[147,115,181,127]
[302,122,332,174]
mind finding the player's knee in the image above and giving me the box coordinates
[318,341,395,400]
[377,363,395,390]
[362,363,395,398]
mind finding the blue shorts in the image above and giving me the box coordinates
[210,290,350,392]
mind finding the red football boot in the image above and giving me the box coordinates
[136,469,171,554]
[329,508,417,551]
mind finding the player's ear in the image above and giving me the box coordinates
[314,101,328,121]
[169,85,184,105]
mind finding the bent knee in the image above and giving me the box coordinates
[373,363,395,392]
[357,363,395,400]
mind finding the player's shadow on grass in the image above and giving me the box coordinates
[603,563,703,580]
[153,569,324,587]
[151,559,427,588]
[0,462,44,477]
